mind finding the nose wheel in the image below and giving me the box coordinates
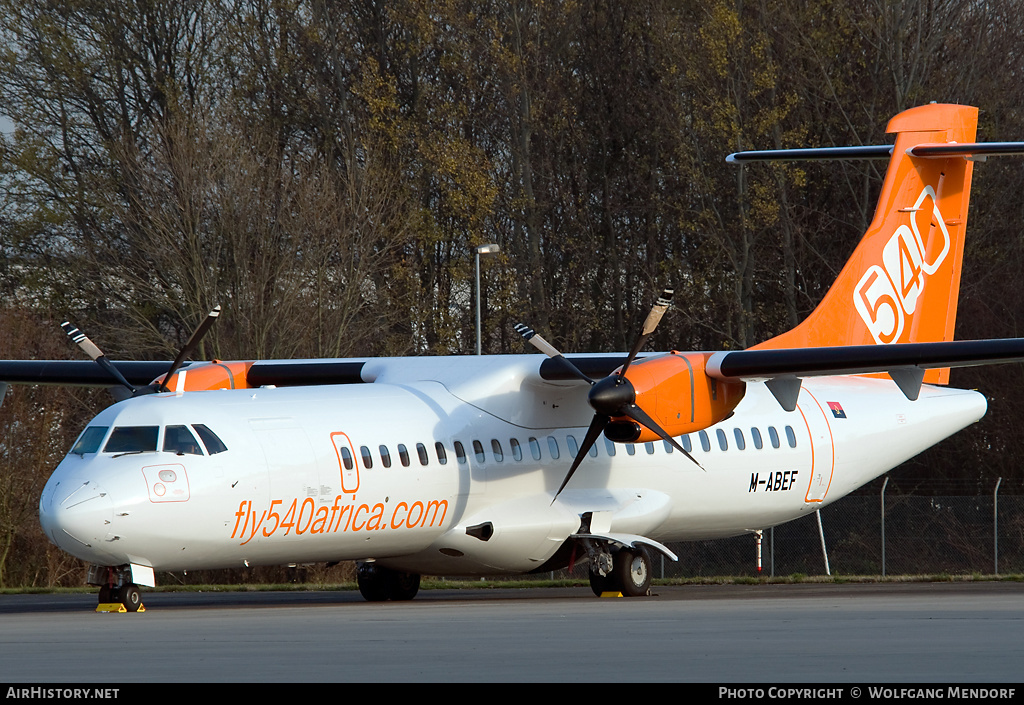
[92,566,146,612]
[357,563,421,602]
[118,584,143,612]
[97,583,143,612]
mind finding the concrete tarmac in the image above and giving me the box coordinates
[0,582,1022,683]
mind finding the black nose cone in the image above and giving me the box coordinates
[588,375,635,416]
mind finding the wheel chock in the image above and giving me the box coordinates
[599,591,623,598]
[95,603,146,613]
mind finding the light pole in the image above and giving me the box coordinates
[474,243,500,355]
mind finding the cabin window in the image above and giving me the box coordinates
[454,441,466,465]
[72,426,108,455]
[491,439,504,462]
[547,436,560,460]
[510,438,523,461]
[529,437,542,460]
[716,429,729,451]
[339,446,354,470]
[398,444,411,467]
[416,443,429,465]
[104,426,158,454]
[751,428,763,450]
[360,446,373,469]
[626,443,635,456]
[588,441,598,458]
[645,442,655,455]
[733,428,746,451]
[435,442,447,465]
[164,426,203,455]
[680,435,692,453]
[698,431,711,452]
[379,445,392,468]
[768,426,781,449]
[785,426,798,448]
[604,438,617,456]
[567,435,579,456]
[193,424,228,454]
[473,440,486,463]
[663,440,674,453]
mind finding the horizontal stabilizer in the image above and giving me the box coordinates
[907,142,1024,159]
[728,142,1024,163]
[727,145,893,162]
[707,338,1024,381]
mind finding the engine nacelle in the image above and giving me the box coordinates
[610,352,745,443]
[157,361,254,392]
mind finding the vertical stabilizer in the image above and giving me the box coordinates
[752,104,979,385]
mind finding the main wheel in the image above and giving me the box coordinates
[589,570,614,597]
[612,547,652,597]
[120,584,143,612]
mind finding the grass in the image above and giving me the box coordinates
[2,572,1022,595]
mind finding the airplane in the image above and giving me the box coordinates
[4,102,1024,611]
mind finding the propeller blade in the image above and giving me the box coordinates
[158,305,222,392]
[551,413,609,503]
[621,402,704,471]
[620,288,674,377]
[514,323,594,385]
[61,322,136,393]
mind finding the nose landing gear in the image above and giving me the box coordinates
[356,562,421,602]
[91,565,146,612]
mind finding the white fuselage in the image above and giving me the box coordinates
[38,356,987,578]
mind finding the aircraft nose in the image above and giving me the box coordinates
[39,478,119,564]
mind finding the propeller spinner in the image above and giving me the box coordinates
[516,289,703,503]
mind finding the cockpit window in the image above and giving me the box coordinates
[164,425,204,455]
[71,426,108,455]
[192,424,228,455]
[104,426,159,453]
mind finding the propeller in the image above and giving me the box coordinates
[60,322,137,395]
[157,305,221,392]
[62,305,221,397]
[516,289,703,503]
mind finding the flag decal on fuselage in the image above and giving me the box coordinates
[827,401,847,419]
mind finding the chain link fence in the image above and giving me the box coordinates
[532,480,1024,582]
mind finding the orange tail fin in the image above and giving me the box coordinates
[752,103,979,385]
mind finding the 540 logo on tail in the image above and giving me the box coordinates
[854,185,952,344]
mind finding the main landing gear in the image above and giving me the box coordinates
[588,546,652,597]
[356,563,421,602]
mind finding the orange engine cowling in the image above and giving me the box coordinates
[156,361,254,392]
[607,352,745,443]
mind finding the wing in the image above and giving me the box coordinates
[0,359,371,389]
